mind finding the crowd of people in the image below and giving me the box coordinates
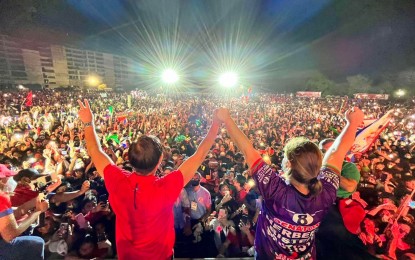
[0,89,414,259]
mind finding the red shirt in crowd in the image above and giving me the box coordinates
[0,191,13,241]
[103,164,183,260]
[236,189,247,205]
[10,184,38,207]
[0,191,12,220]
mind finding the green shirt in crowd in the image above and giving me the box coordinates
[337,161,360,198]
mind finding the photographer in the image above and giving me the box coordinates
[0,164,49,260]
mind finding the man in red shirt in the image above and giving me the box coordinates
[0,164,49,260]
[78,99,220,260]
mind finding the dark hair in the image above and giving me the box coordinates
[128,135,163,175]
[318,138,335,153]
[235,175,247,186]
[81,194,97,209]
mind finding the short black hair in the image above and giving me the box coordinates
[128,136,163,175]
[235,175,247,186]
[318,138,335,151]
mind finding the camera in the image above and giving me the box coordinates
[34,175,54,193]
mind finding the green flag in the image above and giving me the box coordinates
[106,133,120,144]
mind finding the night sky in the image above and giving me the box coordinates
[1,0,415,90]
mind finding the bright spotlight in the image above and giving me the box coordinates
[396,89,406,98]
[162,69,179,84]
[219,72,238,88]
[87,76,100,87]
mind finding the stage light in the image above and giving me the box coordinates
[219,72,238,88]
[162,69,179,84]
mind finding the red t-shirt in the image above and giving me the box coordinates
[236,189,247,205]
[0,192,13,242]
[0,191,13,220]
[10,184,38,207]
[104,164,184,260]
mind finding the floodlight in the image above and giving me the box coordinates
[87,76,99,87]
[219,72,238,88]
[396,89,406,97]
[162,69,179,84]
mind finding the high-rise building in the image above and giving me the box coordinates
[0,34,137,89]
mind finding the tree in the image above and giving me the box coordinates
[305,72,337,95]
[346,74,372,94]
[376,81,394,94]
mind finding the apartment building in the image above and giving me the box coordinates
[0,34,137,89]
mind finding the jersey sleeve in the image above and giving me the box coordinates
[103,164,131,194]
[319,166,340,190]
[0,193,13,218]
[157,170,184,204]
[318,166,340,206]
[251,159,285,200]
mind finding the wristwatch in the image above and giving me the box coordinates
[84,122,93,127]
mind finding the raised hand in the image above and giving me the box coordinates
[77,99,94,124]
[80,180,91,194]
[215,108,231,122]
[35,197,49,213]
[345,107,364,125]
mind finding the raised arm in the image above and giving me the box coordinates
[178,113,220,186]
[323,107,364,174]
[216,108,261,169]
[77,99,113,178]
[0,197,48,242]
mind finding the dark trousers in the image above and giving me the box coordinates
[316,205,378,260]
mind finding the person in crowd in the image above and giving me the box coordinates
[316,138,376,259]
[214,107,364,259]
[214,182,238,214]
[77,99,220,260]
[233,174,248,206]
[0,90,413,259]
[186,172,212,224]
[206,206,236,257]
[0,164,49,260]
[185,172,214,257]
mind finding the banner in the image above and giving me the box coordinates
[25,91,33,107]
[296,91,321,98]
[127,95,132,108]
[348,110,393,160]
[100,93,107,98]
[115,111,135,122]
[354,93,389,100]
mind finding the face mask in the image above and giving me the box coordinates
[191,180,200,186]
[4,177,17,194]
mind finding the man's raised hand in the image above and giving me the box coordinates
[77,99,94,124]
